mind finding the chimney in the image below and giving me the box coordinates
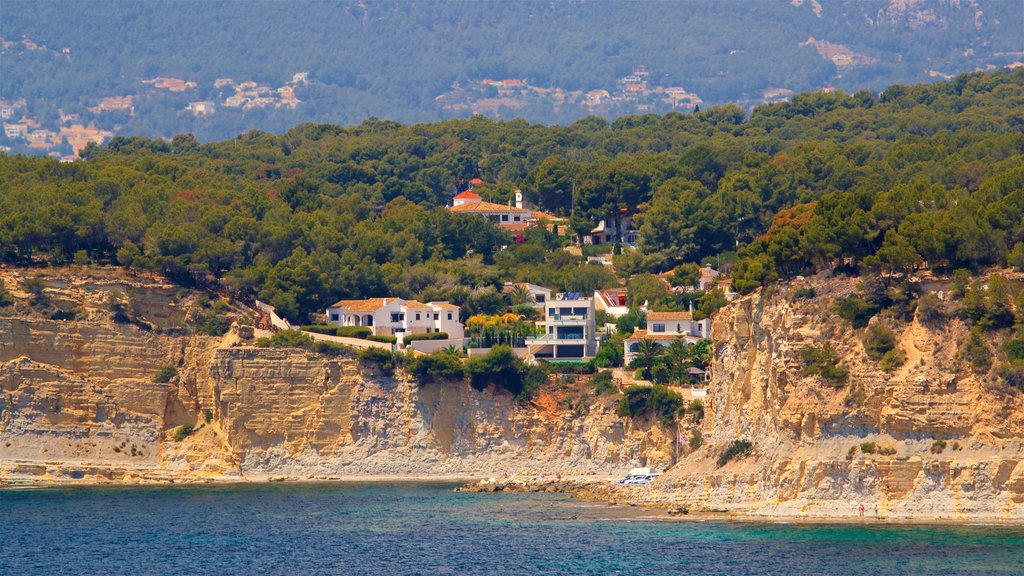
[515,189,523,209]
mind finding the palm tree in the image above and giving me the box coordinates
[506,285,534,307]
[635,339,663,381]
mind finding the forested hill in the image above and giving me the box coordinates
[2,0,1022,142]
[1,70,1023,321]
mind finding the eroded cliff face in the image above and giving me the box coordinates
[625,274,1024,521]
[0,268,670,484]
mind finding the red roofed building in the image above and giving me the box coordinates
[453,190,483,206]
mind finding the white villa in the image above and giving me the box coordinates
[448,190,558,231]
[326,298,464,343]
[623,311,710,365]
[528,293,598,360]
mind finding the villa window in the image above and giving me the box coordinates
[391,313,404,323]
[330,313,339,322]
[502,214,509,222]
[652,323,666,333]
[447,313,452,320]
[415,313,421,321]
[513,216,521,221]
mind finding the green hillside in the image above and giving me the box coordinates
[1,70,1022,321]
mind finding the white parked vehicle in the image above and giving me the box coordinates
[612,467,662,485]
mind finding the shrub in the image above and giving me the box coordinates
[800,344,848,384]
[192,301,232,336]
[961,328,992,374]
[917,293,945,324]
[877,446,897,456]
[1001,339,1024,362]
[0,279,14,307]
[49,309,75,321]
[717,439,753,467]
[616,385,685,423]
[204,409,213,423]
[688,430,704,450]
[302,324,339,336]
[359,347,396,375]
[846,446,858,460]
[22,276,48,306]
[153,366,178,383]
[863,324,897,361]
[879,348,907,373]
[687,400,705,421]
[403,332,449,343]
[465,346,544,401]
[591,370,617,395]
[836,294,878,328]
[314,341,356,357]
[256,329,314,349]
[930,439,947,454]
[367,334,397,344]
[336,326,373,339]
[407,350,466,384]
[994,361,1024,390]
[792,287,816,300]
[173,423,195,442]
[860,442,876,454]
[592,335,625,368]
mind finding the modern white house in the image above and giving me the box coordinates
[623,311,710,365]
[528,293,598,360]
[325,298,464,343]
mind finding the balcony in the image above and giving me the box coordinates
[545,314,589,324]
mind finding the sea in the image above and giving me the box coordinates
[1,482,1021,575]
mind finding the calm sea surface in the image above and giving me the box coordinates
[1,482,1022,575]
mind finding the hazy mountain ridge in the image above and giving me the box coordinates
[0,0,1020,146]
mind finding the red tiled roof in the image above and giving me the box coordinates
[469,177,485,185]
[449,201,530,213]
[328,298,391,312]
[454,190,482,200]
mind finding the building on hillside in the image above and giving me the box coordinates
[594,288,630,318]
[187,101,215,115]
[452,190,483,206]
[325,298,464,343]
[502,282,553,309]
[448,189,534,227]
[528,293,597,360]
[623,310,710,365]
[584,213,639,246]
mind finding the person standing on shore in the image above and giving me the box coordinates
[859,503,865,518]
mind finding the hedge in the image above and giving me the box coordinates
[403,332,449,342]
[367,334,397,344]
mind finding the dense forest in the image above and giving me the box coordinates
[2,0,1021,138]
[1,70,1023,322]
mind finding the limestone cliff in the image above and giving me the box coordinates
[0,268,670,484]
[603,273,1024,521]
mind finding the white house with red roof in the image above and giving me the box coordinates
[326,298,464,343]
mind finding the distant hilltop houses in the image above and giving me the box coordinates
[436,65,703,118]
[0,72,308,156]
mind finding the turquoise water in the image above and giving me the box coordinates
[1,482,1022,575]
